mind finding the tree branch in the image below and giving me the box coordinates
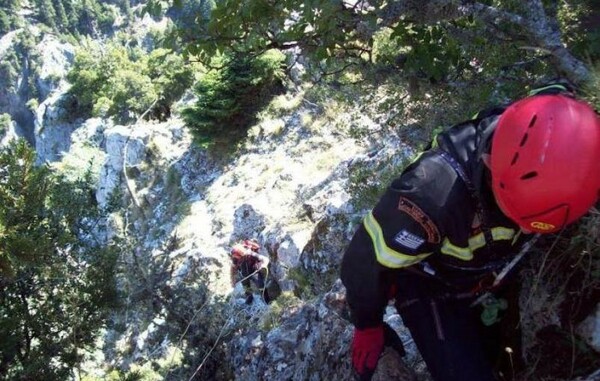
[520,0,590,84]
[375,0,590,84]
[463,1,589,83]
[462,2,526,26]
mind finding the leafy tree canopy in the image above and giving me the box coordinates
[150,0,600,85]
[66,41,195,123]
[0,0,22,35]
[0,114,11,137]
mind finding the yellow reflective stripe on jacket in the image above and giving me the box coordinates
[441,227,516,261]
[363,212,432,268]
[440,238,473,260]
[469,227,515,250]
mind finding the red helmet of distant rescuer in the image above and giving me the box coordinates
[230,239,260,260]
[490,94,600,233]
[242,239,260,252]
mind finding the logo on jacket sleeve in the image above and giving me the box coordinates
[397,197,441,244]
[394,229,425,250]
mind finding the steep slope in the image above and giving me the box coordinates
[1,7,599,380]
[40,80,426,379]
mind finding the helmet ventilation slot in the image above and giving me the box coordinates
[520,171,538,180]
[511,153,519,165]
[528,115,537,128]
[520,133,528,147]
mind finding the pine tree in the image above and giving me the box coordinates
[52,0,69,30]
[0,140,118,379]
[38,0,57,29]
[0,10,10,34]
[62,0,78,33]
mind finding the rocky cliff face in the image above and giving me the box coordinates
[0,28,74,144]
[32,71,429,378]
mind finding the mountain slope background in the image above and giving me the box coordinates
[1,0,600,380]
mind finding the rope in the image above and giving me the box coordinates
[166,298,212,372]
[492,233,540,288]
[234,265,270,298]
[187,309,246,381]
[186,261,271,380]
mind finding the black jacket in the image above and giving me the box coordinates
[341,84,570,329]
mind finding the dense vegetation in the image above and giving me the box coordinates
[0,0,132,37]
[0,141,118,380]
[152,0,600,84]
[0,114,11,138]
[0,29,41,102]
[66,43,194,123]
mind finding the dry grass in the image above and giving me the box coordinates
[519,208,600,380]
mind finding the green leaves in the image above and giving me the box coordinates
[143,0,167,18]
[166,0,370,69]
[27,0,119,35]
[0,141,52,274]
[66,42,194,123]
[182,50,286,146]
[390,22,462,82]
[0,140,118,380]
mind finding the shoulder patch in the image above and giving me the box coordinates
[397,197,441,244]
[394,229,425,250]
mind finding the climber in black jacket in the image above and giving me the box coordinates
[341,83,600,381]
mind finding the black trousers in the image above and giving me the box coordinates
[394,271,522,381]
[240,266,269,302]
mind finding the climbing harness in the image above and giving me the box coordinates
[470,233,540,307]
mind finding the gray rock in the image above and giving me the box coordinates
[578,303,600,353]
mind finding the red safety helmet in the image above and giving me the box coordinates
[231,244,247,260]
[242,239,260,252]
[490,94,600,233]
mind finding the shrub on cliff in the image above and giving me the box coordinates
[66,42,194,123]
[0,140,118,380]
[182,50,286,147]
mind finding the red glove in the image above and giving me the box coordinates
[351,325,384,380]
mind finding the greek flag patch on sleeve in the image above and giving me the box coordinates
[394,229,425,250]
